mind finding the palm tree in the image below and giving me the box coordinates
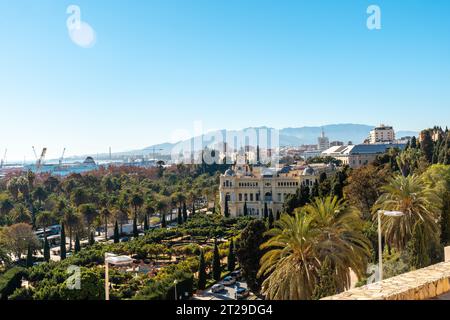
[373,174,440,249]
[36,210,53,236]
[101,207,112,240]
[258,196,370,300]
[79,204,98,237]
[63,207,80,251]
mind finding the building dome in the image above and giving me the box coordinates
[224,168,235,176]
[83,156,96,165]
[302,166,315,176]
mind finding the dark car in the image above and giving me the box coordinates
[236,287,249,299]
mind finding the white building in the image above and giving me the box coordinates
[318,129,330,151]
[369,124,395,144]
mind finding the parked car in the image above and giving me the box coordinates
[211,284,225,293]
[222,276,236,286]
[236,287,249,299]
[230,270,242,280]
[120,237,130,242]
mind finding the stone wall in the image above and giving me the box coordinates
[322,261,450,300]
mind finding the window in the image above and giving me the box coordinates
[256,193,260,201]
[250,193,254,201]
[244,193,248,201]
[277,193,282,202]
[239,193,242,201]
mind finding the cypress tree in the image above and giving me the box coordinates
[26,244,33,267]
[43,236,50,262]
[182,202,188,222]
[312,257,337,300]
[410,136,417,149]
[224,197,230,218]
[60,223,67,260]
[89,231,95,245]
[264,203,268,219]
[192,202,196,216]
[276,210,281,220]
[268,210,274,228]
[212,240,221,281]
[144,214,149,231]
[243,201,248,216]
[113,220,120,243]
[227,238,236,272]
[442,192,450,246]
[133,215,138,238]
[75,233,81,252]
[197,250,207,290]
[161,213,167,228]
[312,180,320,198]
[177,207,183,224]
[409,223,431,269]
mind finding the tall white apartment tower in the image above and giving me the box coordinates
[369,124,395,144]
[318,128,330,151]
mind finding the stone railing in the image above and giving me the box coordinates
[322,261,450,300]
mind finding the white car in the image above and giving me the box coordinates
[211,284,225,293]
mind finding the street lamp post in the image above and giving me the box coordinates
[104,253,133,300]
[377,210,404,282]
[174,279,178,301]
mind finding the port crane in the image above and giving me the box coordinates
[32,146,47,172]
[0,149,6,168]
[59,148,66,167]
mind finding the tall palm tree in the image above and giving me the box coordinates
[79,204,98,237]
[259,196,371,300]
[36,210,53,236]
[101,207,112,240]
[63,207,80,250]
[373,174,440,249]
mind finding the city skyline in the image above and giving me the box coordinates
[1,0,450,160]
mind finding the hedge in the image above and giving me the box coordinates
[0,267,26,300]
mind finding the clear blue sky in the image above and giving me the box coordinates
[1,0,449,161]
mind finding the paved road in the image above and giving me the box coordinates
[430,291,450,300]
[194,281,254,300]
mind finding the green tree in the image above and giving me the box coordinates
[113,220,120,243]
[227,238,236,272]
[197,250,207,290]
[408,223,431,269]
[177,207,183,225]
[212,240,221,281]
[74,233,81,253]
[264,202,268,219]
[420,130,434,163]
[60,223,66,260]
[312,256,337,300]
[182,202,188,222]
[268,210,274,229]
[133,214,138,238]
[243,201,248,216]
[224,197,229,218]
[161,213,167,228]
[43,236,50,262]
[89,232,95,245]
[26,244,33,267]
[259,197,370,300]
[236,220,267,292]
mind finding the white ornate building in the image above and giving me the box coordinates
[219,162,336,218]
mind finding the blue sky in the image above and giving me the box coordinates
[1,0,449,161]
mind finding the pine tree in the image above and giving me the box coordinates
[60,223,67,260]
[177,207,183,224]
[43,236,50,262]
[224,197,230,218]
[227,238,236,272]
[26,244,33,268]
[243,201,248,216]
[312,257,337,300]
[197,250,207,290]
[410,136,417,149]
[161,213,167,228]
[212,240,221,281]
[75,233,81,252]
[113,220,120,243]
[182,202,188,222]
[133,215,138,238]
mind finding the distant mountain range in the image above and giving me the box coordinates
[136,124,417,156]
[62,124,418,160]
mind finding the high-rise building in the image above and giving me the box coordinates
[369,124,395,144]
[317,128,330,151]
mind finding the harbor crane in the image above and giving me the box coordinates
[32,146,47,172]
[0,149,6,168]
[59,148,66,167]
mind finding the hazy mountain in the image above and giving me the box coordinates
[138,124,418,155]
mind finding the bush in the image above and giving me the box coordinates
[0,267,26,300]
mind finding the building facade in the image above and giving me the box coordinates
[219,163,335,218]
[369,124,395,144]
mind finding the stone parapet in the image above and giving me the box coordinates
[322,262,450,300]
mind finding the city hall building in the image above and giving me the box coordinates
[219,162,336,218]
